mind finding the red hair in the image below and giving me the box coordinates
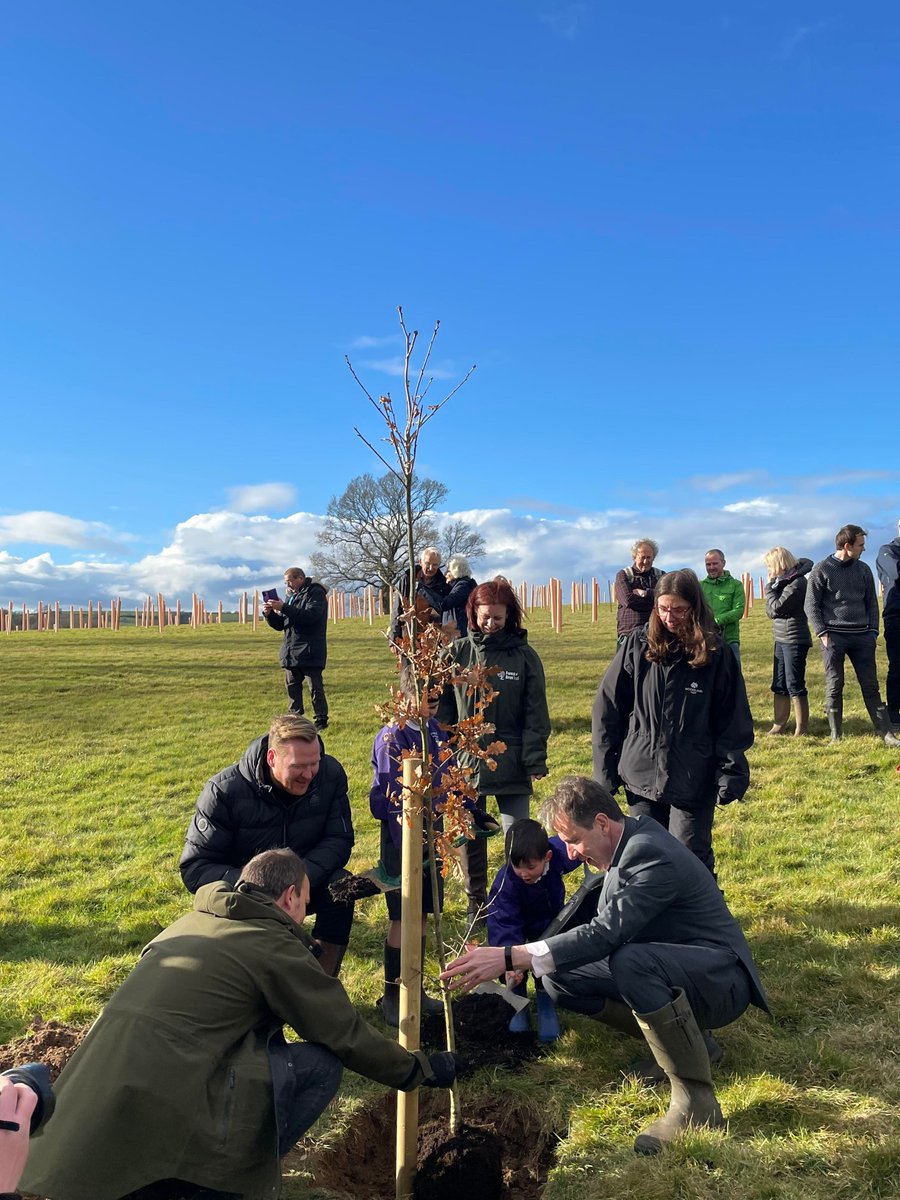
[466,580,524,635]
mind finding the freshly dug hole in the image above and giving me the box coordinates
[290,1090,557,1199]
[414,1120,502,1200]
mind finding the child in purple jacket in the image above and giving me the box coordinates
[369,665,450,1028]
[487,818,580,1042]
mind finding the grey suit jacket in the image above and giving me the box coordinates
[546,816,768,1012]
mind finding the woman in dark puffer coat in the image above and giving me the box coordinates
[763,547,813,735]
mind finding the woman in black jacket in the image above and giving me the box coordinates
[442,579,550,926]
[763,548,813,735]
[592,569,753,875]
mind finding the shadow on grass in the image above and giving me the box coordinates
[0,920,165,964]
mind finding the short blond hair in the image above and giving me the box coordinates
[269,713,319,751]
[763,547,799,576]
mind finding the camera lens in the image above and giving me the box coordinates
[0,1063,55,1135]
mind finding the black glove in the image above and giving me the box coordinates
[421,1051,459,1088]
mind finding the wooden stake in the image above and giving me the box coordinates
[252,590,259,632]
[395,756,424,1200]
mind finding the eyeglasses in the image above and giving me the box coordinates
[656,604,690,617]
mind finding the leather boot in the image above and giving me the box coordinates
[767,693,791,735]
[380,942,402,1027]
[868,702,900,748]
[315,941,346,979]
[792,695,809,736]
[827,709,842,742]
[633,989,725,1155]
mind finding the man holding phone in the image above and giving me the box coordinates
[263,567,330,731]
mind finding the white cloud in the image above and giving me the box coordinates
[359,356,458,381]
[689,471,769,493]
[349,334,403,349]
[721,497,785,518]
[0,482,897,606]
[540,3,591,39]
[775,19,833,61]
[0,511,128,550]
[225,483,297,513]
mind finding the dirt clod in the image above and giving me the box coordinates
[0,1018,87,1082]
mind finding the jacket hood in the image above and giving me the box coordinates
[777,557,813,584]
[293,579,328,597]
[239,734,272,790]
[194,879,303,936]
[237,733,328,794]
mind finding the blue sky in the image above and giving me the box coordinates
[2,2,898,603]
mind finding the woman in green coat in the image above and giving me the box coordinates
[443,579,551,928]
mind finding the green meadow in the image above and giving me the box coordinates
[1,606,898,1199]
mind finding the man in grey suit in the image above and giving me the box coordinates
[442,776,768,1156]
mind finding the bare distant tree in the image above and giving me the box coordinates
[438,518,486,566]
[311,472,449,594]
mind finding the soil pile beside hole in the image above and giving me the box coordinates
[414,1120,502,1200]
[421,992,541,1073]
[290,1090,557,1199]
[0,1018,87,1081]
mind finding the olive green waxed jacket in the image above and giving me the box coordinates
[444,627,551,794]
[22,883,425,1200]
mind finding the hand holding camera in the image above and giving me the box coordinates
[0,1064,54,1194]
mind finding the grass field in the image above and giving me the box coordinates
[2,607,899,1198]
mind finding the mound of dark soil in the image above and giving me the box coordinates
[421,992,542,1073]
[0,1017,87,1081]
[291,1090,558,1199]
[414,1120,503,1200]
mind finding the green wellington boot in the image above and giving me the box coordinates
[633,989,725,1155]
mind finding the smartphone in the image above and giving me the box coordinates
[262,588,279,603]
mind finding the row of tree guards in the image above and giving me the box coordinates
[0,572,789,633]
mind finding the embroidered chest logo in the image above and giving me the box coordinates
[496,670,520,682]
[685,682,703,696]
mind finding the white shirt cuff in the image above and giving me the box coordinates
[524,940,555,978]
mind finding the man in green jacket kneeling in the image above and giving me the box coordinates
[22,850,456,1200]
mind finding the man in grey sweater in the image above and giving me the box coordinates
[805,524,900,746]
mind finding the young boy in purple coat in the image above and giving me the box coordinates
[487,818,580,1042]
[370,665,450,1027]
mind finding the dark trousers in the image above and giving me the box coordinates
[306,874,354,944]
[269,1035,343,1153]
[284,666,328,724]
[626,793,716,876]
[819,630,881,715]
[542,940,752,1028]
[771,642,810,697]
[884,614,900,718]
